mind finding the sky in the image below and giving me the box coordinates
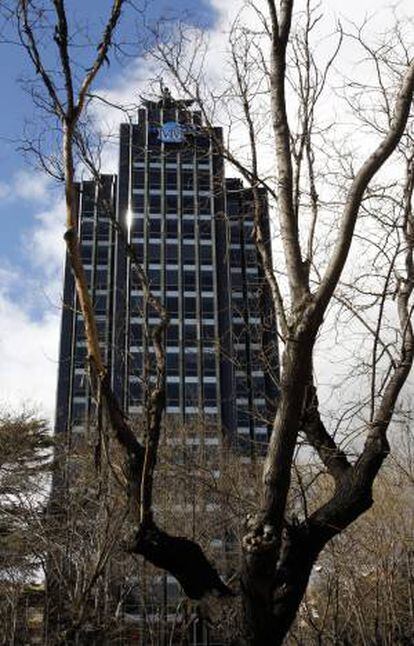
[0,0,412,422]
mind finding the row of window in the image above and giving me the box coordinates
[80,220,112,241]
[129,349,216,377]
[80,267,110,290]
[133,148,209,165]
[133,168,211,192]
[129,381,217,406]
[130,244,214,267]
[81,245,111,265]
[130,244,214,265]
[130,218,212,239]
[132,194,212,215]
[131,295,214,317]
[71,401,270,427]
[130,266,214,289]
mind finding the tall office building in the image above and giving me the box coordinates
[55,90,278,453]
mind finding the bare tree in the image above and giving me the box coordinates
[144,0,414,642]
[3,0,414,644]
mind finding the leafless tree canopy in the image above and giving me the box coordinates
[2,0,414,644]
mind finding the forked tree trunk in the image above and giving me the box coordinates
[241,530,317,645]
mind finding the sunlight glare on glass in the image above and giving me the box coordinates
[126,207,132,237]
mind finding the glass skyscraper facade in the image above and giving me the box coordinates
[55,92,278,457]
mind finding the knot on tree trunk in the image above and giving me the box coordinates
[242,522,277,554]
[63,226,77,243]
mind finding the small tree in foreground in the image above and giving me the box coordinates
[2,0,414,643]
[0,412,51,644]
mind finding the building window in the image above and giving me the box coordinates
[81,246,92,264]
[203,382,217,404]
[182,195,194,214]
[202,297,214,317]
[166,169,177,190]
[167,382,180,405]
[129,381,142,404]
[71,402,87,425]
[184,296,197,317]
[181,148,194,163]
[149,218,161,235]
[166,244,178,263]
[95,269,108,289]
[200,244,212,264]
[199,221,211,240]
[96,246,108,264]
[185,352,198,376]
[165,270,178,290]
[130,323,142,344]
[166,296,179,316]
[132,244,144,263]
[130,295,143,313]
[132,194,145,211]
[244,247,257,264]
[167,325,179,343]
[231,271,243,290]
[148,268,161,289]
[198,170,210,192]
[133,169,145,189]
[237,410,251,427]
[149,151,162,164]
[202,323,215,342]
[74,346,87,368]
[166,195,177,214]
[184,270,196,290]
[181,169,194,191]
[202,352,216,376]
[167,352,179,375]
[131,218,144,236]
[97,221,110,240]
[129,353,142,373]
[149,168,161,189]
[199,197,211,214]
[72,372,86,397]
[81,221,94,240]
[166,218,178,237]
[200,270,213,290]
[230,248,242,264]
[182,220,195,238]
[148,195,160,214]
[185,382,199,405]
[182,243,195,264]
[94,294,107,316]
[184,324,197,342]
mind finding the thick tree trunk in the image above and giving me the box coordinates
[241,524,318,646]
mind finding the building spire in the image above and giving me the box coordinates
[159,80,173,107]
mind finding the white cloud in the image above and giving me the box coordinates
[24,198,66,282]
[0,284,60,422]
[13,169,51,202]
[0,169,51,205]
[0,197,65,422]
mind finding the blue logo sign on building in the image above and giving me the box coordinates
[148,121,205,146]
[159,121,185,143]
